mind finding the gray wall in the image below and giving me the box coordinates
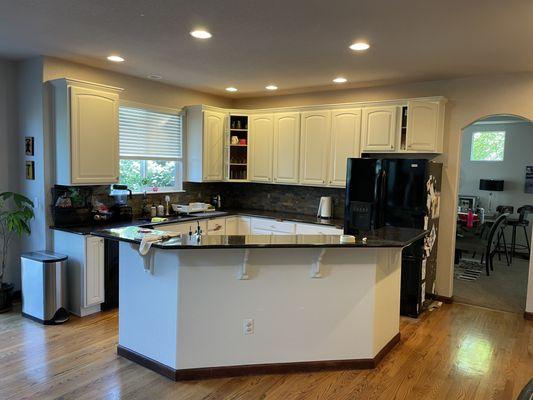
[0,59,20,287]
[460,118,533,242]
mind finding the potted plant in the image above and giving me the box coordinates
[0,192,34,313]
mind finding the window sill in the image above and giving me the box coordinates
[131,189,186,195]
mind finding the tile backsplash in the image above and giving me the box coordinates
[60,182,345,220]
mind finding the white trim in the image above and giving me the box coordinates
[120,100,182,116]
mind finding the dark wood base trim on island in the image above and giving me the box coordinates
[117,333,401,381]
[524,311,533,321]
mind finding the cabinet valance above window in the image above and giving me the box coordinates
[119,106,183,160]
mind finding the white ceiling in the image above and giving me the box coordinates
[1,0,532,97]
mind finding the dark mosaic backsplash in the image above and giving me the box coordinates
[63,182,345,220]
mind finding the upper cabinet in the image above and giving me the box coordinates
[273,112,300,184]
[405,100,444,153]
[249,114,274,182]
[51,79,122,185]
[361,106,399,152]
[300,111,331,186]
[186,106,227,182]
[329,108,362,187]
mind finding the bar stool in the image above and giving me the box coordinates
[507,205,533,262]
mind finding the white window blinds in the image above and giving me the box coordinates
[119,106,182,159]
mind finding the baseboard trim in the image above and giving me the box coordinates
[524,311,533,321]
[429,294,454,304]
[118,332,401,381]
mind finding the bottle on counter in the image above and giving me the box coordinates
[157,204,165,217]
[150,204,157,218]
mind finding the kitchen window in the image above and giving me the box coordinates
[119,104,183,192]
[470,131,505,161]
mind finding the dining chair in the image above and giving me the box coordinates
[507,205,533,262]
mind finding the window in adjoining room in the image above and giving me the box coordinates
[470,131,505,161]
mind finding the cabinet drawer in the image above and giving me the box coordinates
[251,217,295,234]
[158,220,207,235]
[296,223,343,235]
[207,218,226,234]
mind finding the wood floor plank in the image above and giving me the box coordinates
[0,302,531,400]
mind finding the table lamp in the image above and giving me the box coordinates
[479,179,504,213]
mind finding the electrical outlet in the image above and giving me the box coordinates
[243,318,254,335]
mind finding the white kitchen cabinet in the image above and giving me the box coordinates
[249,114,274,182]
[237,216,251,234]
[207,218,226,234]
[52,230,105,317]
[299,110,331,186]
[85,236,105,308]
[406,100,443,152]
[295,223,343,235]
[273,112,300,184]
[51,78,122,185]
[158,220,207,235]
[225,217,238,235]
[361,106,399,152]
[186,106,227,182]
[329,108,362,186]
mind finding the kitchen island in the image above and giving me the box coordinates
[93,226,427,380]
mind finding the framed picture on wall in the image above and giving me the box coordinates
[525,166,533,194]
[25,161,35,180]
[25,136,34,156]
[458,195,478,212]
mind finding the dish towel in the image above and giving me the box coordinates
[137,231,180,273]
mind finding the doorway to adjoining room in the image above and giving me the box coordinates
[454,115,533,313]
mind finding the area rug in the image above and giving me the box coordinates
[454,260,484,281]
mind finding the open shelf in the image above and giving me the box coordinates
[227,115,249,181]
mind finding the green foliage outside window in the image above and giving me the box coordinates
[470,131,505,161]
[119,159,177,192]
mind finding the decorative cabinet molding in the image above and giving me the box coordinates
[273,112,300,184]
[329,108,362,187]
[186,106,227,182]
[249,114,274,182]
[51,78,122,185]
[300,110,331,186]
[361,106,399,152]
[84,236,105,308]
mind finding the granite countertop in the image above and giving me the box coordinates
[49,209,343,235]
[91,226,427,249]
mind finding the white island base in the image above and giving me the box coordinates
[117,243,403,380]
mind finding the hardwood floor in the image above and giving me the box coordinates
[0,303,532,400]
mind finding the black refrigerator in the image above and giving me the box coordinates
[344,158,442,317]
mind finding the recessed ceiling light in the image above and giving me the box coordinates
[107,55,125,62]
[148,74,162,80]
[225,87,238,92]
[333,77,347,83]
[349,42,370,51]
[265,85,278,91]
[190,30,212,39]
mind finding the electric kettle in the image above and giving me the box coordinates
[317,196,332,219]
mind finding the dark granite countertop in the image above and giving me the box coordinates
[91,226,427,249]
[49,209,343,235]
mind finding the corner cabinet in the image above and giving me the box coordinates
[249,114,274,182]
[51,78,123,185]
[329,108,362,187]
[405,100,444,152]
[186,106,227,182]
[273,112,300,184]
[300,110,331,186]
[361,106,399,152]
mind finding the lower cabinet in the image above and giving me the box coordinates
[251,217,296,235]
[207,218,226,234]
[52,231,105,317]
[226,216,251,235]
[295,223,343,235]
[157,220,207,235]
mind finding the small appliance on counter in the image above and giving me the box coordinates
[110,184,133,222]
[212,194,222,209]
[171,202,215,214]
[317,196,332,219]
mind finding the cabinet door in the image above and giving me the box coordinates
[207,218,226,235]
[225,217,238,235]
[249,114,274,182]
[329,109,361,186]
[273,112,300,184]
[203,110,225,181]
[237,216,251,234]
[70,86,119,184]
[406,100,440,152]
[300,111,331,186]
[361,106,398,152]
[158,222,192,234]
[296,223,343,235]
[84,236,105,307]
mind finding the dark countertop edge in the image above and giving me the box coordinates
[90,229,428,250]
[49,210,344,235]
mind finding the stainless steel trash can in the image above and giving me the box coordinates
[21,251,69,324]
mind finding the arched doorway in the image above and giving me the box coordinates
[454,114,533,313]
